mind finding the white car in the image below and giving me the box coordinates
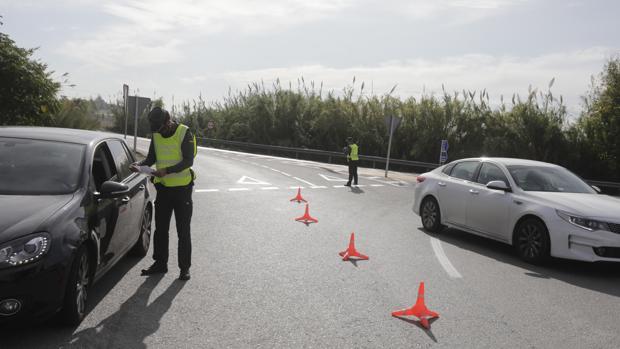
[412,157,620,263]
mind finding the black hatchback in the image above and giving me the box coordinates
[0,127,154,325]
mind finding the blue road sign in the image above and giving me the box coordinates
[441,139,449,152]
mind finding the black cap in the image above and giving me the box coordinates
[148,107,169,132]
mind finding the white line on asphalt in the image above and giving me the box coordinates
[279,171,291,176]
[370,184,384,187]
[261,187,279,190]
[293,177,318,187]
[311,186,327,189]
[333,185,346,188]
[289,186,304,189]
[195,189,219,193]
[229,188,250,191]
[430,237,463,279]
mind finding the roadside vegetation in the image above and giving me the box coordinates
[1,29,618,182]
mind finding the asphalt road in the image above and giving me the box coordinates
[3,138,620,348]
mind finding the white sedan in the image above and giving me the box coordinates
[412,157,620,263]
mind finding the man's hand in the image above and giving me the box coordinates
[152,168,167,177]
[129,163,140,172]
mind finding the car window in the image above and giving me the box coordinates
[0,137,85,195]
[441,163,455,175]
[477,163,509,186]
[507,165,595,193]
[450,161,479,181]
[106,140,133,181]
[92,143,118,192]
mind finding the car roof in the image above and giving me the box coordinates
[0,126,123,145]
[454,157,559,167]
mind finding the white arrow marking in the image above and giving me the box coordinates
[430,237,462,278]
[237,176,271,185]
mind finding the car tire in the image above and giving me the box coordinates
[421,197,443,233]
[131,205,152,257]
[61,245,90,325]
[514,217,550,264]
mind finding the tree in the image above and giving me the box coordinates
[575,57,620,181]
[0,32,60,126]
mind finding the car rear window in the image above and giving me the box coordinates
[0,137,85,195]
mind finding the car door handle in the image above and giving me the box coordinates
[138,184,145,191]
[469,189,479,195]
[438,182,447,187]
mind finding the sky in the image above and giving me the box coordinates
[2,0,619,117]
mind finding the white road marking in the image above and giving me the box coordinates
[293,177,318,187]
[318,174,348,182]
[430,237,463,279]
[195,189,219,193]
[333,185,346,188]
[289,186,304,189]
[261,187,279,190]
[229,188,250,191]
[370,184,384,187]
[311,186,327,189]
[237,176,271,185]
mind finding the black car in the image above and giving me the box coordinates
[0,127,154,325]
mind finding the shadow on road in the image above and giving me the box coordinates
[418,227,620,298]
[349,186,364,194]
[393,316,439,342]
[65,275,185,348]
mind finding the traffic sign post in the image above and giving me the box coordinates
[123,84,129,139]
[126,95,151,152]
[384,115,402,178]
[439,139,449,165]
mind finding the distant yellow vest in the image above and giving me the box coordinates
[153,124,196,187]
[349,144,359,161]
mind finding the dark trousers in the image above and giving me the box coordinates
[347,160,359,185]
[153,184,193,270]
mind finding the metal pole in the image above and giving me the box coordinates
[133,95,139,153]
[385,115,394,178]
[123,84,128,139]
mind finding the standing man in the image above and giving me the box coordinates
[131,107,197,281]
[344,136,359,187]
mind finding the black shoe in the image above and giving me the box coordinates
[141,263,168,276]
[179,269,190,281]
[344,182,351,187]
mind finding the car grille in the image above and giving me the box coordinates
[608,222,620,234]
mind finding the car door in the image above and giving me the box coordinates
[106,139,147,254]
[436,160,480,227]
[466,162,512,241]
[91,142,133,267]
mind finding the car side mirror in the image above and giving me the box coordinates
[97,181,130,199]
[487,180,511,192]
[591,185,601,193]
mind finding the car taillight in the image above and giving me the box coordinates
[416,176,426,183]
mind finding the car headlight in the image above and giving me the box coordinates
[556,210,610,232]
[0,233,51,269]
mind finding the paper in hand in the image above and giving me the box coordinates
[132,164,155,175]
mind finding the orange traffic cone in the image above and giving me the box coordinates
[295,204,318,224]
[339,232,369,261]
[290,187,307,203]
[391,282,439,329]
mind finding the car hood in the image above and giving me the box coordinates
[0,194,74,242]
[526,192,620,220]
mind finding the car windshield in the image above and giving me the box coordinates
[0,137,85,195]
[507,165,595,193]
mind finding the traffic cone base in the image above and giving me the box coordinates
[290,187,307,203]
[295,204,318,224]
[391,282,439,329]
[339,232,369,261]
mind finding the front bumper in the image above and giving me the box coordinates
[0,260,70,324]
[549,217,620,262]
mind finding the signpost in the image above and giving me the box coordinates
[123,84,129,139]
[126,95,151,152]
[384,115,402,178]
[439,139,449,165]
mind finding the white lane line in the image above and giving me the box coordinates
[279,171,292,176]
[289,186,304,189]
[229,188,250,191]
[261,165,269,168]
[333,185,346,188]
[195,189,219,193]
[430,237,463,279]
[261,187,279,190]
[311,186,327,189]
[370,184,384,187]
[293,177,318,187]
[354,185,367,187]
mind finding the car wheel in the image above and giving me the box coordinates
[131,205,152,257]
[421,197,443,233]
[62,245,90,325]
[514,218,550,264]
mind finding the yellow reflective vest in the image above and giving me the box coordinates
[348,144,359,161]
[153,124,196,187]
